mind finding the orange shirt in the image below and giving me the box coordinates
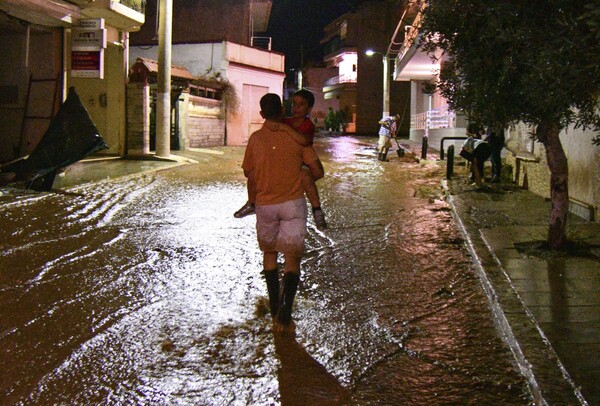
[242,121,319,206]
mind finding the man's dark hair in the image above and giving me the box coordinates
[293,89,315,108]
[466,123,481,136]
[260,93,282,119]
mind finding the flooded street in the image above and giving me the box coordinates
[1,136,532,404]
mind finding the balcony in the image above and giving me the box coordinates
[0,0,82,27]
[393,10,442,81]
[323,73,357,100]
[323,73,357,87]
[78,0,145,32]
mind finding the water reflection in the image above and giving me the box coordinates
[324,136,377,163]
[1,138,533,404]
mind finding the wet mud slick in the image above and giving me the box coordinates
[1,136,531,404]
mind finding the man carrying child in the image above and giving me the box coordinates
[241,93,325,334]
[235,89,327,230]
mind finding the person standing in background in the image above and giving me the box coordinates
[485,125,505,183]
[376,114,400,161]
[460,123,491,188]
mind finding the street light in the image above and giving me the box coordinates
[365,49,390,118]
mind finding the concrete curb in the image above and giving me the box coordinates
[442,179,586,405]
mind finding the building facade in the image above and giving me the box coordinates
[393,5,468,153]
[0,0,145,162]
[394,4,600,221]
[129,41,284,146]
[128,0,281,146]
[320,1,411,136]
[127,57,228,155]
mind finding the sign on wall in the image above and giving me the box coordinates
[71,18,106,79]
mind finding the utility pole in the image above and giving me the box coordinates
[366,50,390,118]
[382,55,390,117]
[156,0,173,157]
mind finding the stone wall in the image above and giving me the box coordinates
[127,87,225,152]
[186,95,225,148]
[187,116,225,148]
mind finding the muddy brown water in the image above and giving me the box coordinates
[1,136,532,404]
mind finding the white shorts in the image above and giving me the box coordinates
[255,198,307,256]
[378,134,392,150]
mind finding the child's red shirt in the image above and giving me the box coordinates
[283,117,315,145]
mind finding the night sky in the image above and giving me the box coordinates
[266,0,368,69]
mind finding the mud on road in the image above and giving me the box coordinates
[0,136,532,404]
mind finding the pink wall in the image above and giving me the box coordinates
[226,63,285,145]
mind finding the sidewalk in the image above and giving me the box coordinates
[444,167,600,405]
[51,153,195,190]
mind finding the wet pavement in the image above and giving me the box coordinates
[445,167,600,405]
[0,135,597,405]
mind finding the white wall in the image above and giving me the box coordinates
[130,43,227,78]
[227,63,284,145]
[70,41,126,156]
[129,41,285,146]
[560,126,599,208]
[338,53,358,80]
[506,122,600,220]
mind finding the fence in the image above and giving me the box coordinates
[411,106,456,130]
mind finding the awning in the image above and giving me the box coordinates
[394,33,442,82]
[0,0,81,27]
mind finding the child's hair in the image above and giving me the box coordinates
[260,93,283,119]
[293,89,315,108]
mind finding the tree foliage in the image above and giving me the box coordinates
[324,107,348,132]
[415,0,600,249]
[418,0,600,135]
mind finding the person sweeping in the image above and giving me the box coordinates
[376,114,400,161]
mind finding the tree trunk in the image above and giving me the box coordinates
[539,120,569,250]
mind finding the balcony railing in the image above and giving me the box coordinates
[323,73,357,87]
[251,36,272,51]
[119,0,146,14]
[411,106,456,130]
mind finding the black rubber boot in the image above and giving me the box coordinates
[263,269,280,317]
[277,272,300,325]
[381,149,388,161]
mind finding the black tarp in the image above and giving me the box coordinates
[1,87,108,190]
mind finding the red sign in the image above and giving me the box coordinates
[71,51,104,78]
